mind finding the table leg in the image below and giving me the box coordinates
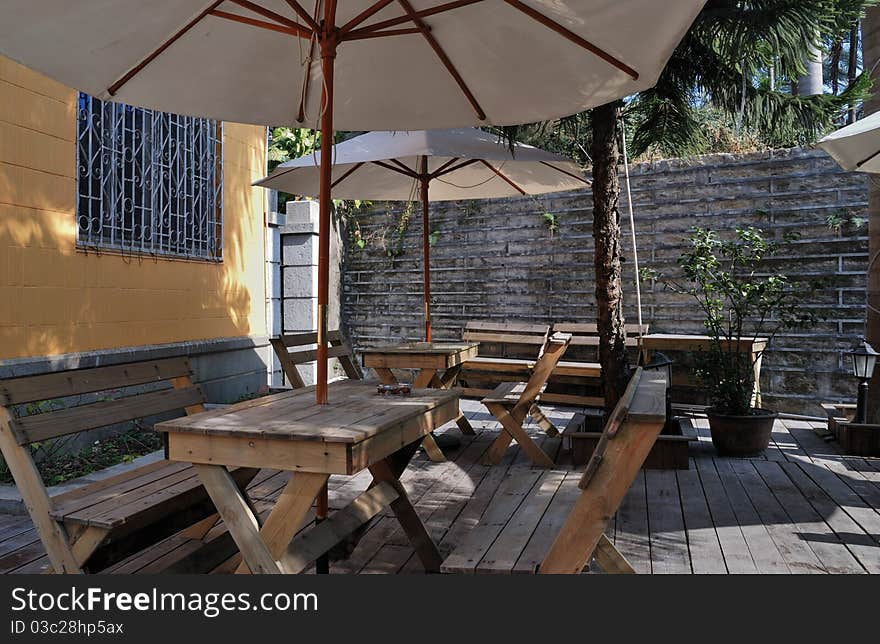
[234,471,328,574]
[194,464,281,574]
[374,368,398,385]
[368,457,442,572]
[414,368,437,389]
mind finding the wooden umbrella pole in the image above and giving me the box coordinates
[420,156,432,342]
[316,4,338,406]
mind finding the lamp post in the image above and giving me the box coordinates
[645,351,675,432]
[847,339,878,424]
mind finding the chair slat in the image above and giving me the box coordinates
[0,357,193,406]
[275,330,343,347]
[286,344,353,365]
[10,386,205,445]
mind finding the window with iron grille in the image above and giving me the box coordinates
[76,93,223,261]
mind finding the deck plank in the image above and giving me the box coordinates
[645,470,691,574]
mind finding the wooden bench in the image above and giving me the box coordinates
[0,357,258,573]
[459,321,549,397]
[442,367,667,574]
[270,330,361,388]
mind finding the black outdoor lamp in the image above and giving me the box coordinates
[848,339,878,424]
[645,351,675,432]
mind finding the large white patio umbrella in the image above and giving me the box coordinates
[256,128,588,340]
[817,111,880,172]
[0,0,706,404]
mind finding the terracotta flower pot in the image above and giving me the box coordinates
[706,407,777,456]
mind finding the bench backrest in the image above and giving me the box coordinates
[462,321,550,360]
[0,357,204,446]
[552,322,647,361]
[270,330,361,389]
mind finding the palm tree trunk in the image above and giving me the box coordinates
[862,8,880,421]
[797,36,824,96]
[591,101,630,410]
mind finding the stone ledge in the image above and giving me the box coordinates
[0,335,269,379]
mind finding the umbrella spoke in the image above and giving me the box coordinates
[479,159,525,194]
[108,0,227,95]
[501,0,639,81]
[432,157,479,179]
[209,9,310,38]
[340,0,399,34]
[343,0,485,38]
[344,27,422,41]
[393,0,486,121]
[282,0,320,31]
[332,162,365,188]
[539,160,590,185]
[228,0,314,33]
[430,157,460,177]
[372,160,418,178]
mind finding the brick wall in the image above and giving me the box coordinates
[341,147,869,415]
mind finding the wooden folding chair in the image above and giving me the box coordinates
[481,332,571,467]
[270,330,362,388]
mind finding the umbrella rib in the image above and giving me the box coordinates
[340,0,399,34]
[856,148,880,170]
[393,0,486,121]
[282,0,320,31]
[209,9,309,38]
[539,161,590,185]
[501,0,639,81]
[391,159,419,176]
[228,0,312,32]
[433,158,480,178]
[344,0,485,37]
[372,160,419,179]
[332,162,365,188]
[107,0,226,95]
[345,27,423,41]
[430,158,460,177]
[479,160,526,195]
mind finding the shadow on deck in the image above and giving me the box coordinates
[1,399,878,574]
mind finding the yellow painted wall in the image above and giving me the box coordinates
[0,56,267,360]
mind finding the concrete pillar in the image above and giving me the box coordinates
[280,199,344,385]
[265,208,284,388]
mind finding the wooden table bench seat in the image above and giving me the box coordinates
[0,357,257,574]
[443,367,667,574]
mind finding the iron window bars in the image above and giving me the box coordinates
[76,93,223,261]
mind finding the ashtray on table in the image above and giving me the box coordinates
[377,383,412,396]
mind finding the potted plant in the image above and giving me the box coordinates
[660,227,818,456]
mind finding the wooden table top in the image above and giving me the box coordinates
[361,342,479,370]
[360,342,478,356]
[156,380,458,445]
[642,334,768,350]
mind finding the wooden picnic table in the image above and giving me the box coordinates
[156,380,459,574]
[640,334,768,407]
[361,342,479,460]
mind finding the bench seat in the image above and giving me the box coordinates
[50,460,254,531]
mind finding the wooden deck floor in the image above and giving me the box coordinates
[1,399,879,574]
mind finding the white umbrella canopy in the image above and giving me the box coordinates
[256,128,587,200]
[257,128,588,340]
[817,111,880,173]
[0,0,706,131]
[0,0,706,404]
